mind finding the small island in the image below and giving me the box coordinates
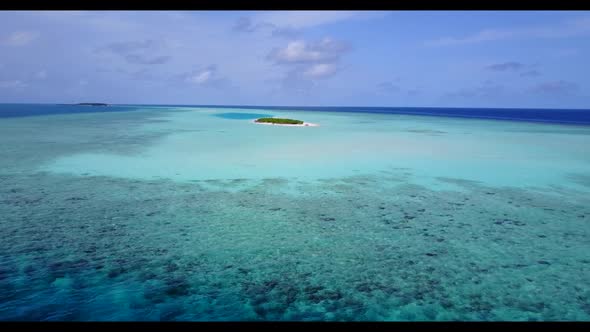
[77,103,109,106]
[253,117,319,127]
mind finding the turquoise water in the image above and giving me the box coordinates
[212,112,273,120]
[1,105,589,321]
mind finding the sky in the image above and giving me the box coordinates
[0,10,589,109]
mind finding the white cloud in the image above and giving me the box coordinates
[425,16,590,46]
[271,40,324,63]
[3,31,39,46]
[0,80,27,88]
[0,11,278,99]
[303,63,338,79]
[268,37,351,89]
[187,69,213,84]
[268,38,349,64]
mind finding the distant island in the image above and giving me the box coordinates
[76,103,109,106]
[256,117,303,124]
[254,117,319,127]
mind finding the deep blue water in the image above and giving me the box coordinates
[1,103,590,126]
[0,104,141,118]
[132,104,590,126]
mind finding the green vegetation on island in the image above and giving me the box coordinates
[255,118,304,125]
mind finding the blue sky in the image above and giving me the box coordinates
[0,10,589,108]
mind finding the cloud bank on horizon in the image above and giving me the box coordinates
[0,10,588,108]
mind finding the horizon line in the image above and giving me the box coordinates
[1,102,589,111]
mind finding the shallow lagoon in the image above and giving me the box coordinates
[0,106,589,320]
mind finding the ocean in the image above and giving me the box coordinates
[0,103,589,321]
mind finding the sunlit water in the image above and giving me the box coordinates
[1,105,589,321]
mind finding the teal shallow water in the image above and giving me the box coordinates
[0,106,589,320]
